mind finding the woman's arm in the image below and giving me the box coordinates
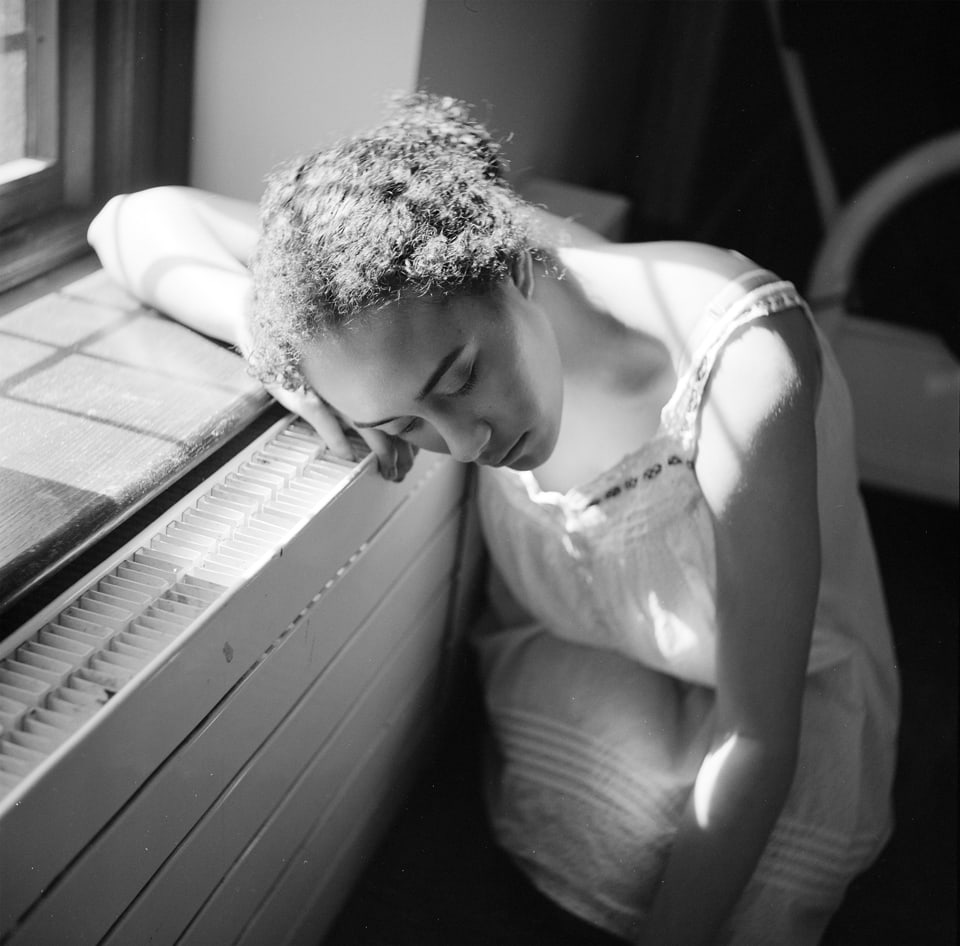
[87,187,415,474]
[640,307,822,945]
[87,187,258,348]
[87,190,601,345]
[525,205,611,248]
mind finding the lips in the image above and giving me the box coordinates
[497,431,528,468]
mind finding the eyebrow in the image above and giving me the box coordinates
[352,344,465,429]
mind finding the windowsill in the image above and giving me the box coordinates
[0,264,272,620]
[0,209,99,296]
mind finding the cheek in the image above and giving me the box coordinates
[472,350,546,436]
[510,344,556,420]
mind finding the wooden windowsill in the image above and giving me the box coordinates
[0,266,272,618]
[0,210,98,296]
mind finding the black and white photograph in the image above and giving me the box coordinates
[0,2,956,944]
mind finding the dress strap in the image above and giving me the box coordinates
[660,273,809,452]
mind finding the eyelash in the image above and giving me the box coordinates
[453,362,478,398]
[396,363,478,436]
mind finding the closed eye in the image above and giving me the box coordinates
[388,361,478,436]
[451,361,478,397]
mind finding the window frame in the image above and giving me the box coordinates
[0,0,62,227]
[0,0,196,295]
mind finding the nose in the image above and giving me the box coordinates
[442,418,492,464]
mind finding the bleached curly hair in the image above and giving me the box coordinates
[248,93,548,390]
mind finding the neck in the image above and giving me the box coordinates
[535,249,675,403]
[533,253,638,381]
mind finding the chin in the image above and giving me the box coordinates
[510,423,557,471]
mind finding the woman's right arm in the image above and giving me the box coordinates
[87,186,258,349]
[87,187,415,477]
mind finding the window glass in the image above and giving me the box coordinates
[0,0,195,293]
[0,0,29,169]
[0,0,58,226]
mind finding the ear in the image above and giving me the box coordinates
[510,250,535,300]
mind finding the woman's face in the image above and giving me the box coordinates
[299,264,563,470]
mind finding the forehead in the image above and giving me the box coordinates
[299,293,494,417]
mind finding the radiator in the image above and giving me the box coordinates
[0,412,480,945]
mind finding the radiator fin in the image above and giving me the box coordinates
[0,420,366,800]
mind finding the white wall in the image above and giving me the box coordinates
[190,0,427,201]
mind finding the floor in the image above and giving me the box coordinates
[324,485,957,945]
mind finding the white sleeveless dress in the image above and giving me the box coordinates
[474,270,900,945]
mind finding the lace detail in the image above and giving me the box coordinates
[541,275,808,514]
[661,279,809,451]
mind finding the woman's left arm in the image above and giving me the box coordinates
[640,306,822,945]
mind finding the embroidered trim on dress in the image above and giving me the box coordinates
[583,453,693,509]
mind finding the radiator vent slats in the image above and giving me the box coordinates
[0,419,365,800]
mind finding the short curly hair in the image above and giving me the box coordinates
[248,93,549,390]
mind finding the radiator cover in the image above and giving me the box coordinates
[0,414,477,945]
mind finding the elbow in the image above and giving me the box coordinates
[87,193,124,252]
[694,730,799,830]
[87,194,134,288]
[87,186,185,252]
[765,740,800,799]
[747,717,803,791]
[87,188,180,290]
[750,733,801,819]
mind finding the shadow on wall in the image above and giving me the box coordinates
[417,0,958,292]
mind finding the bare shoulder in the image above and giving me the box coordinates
[565,240,773,362]
[630,241,821,385]
[599,243,823,507]
[624,240,769,324]
[627,239,757,274]
[696,306,822,513]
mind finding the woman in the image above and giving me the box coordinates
[88,94,898,945]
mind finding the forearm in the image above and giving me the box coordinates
[640,735,797,946]
[87,187,255,348]
[641,301,819,944]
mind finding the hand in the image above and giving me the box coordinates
[353,426,420,483]
[265,383,418,482]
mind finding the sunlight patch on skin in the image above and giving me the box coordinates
[694,732,739,829]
